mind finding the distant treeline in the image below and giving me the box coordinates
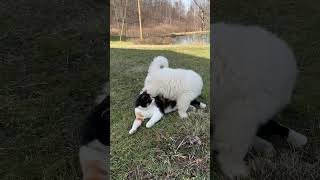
[110,0,210,39]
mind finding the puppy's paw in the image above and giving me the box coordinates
[200,102,206,109]
[287,130,307,148]
[178,111,188,119]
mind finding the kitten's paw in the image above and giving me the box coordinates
[287,130,307,148]
[200,102,206,109]
[178,111,188,119]
[129,129,137,135]
[146,122,154,128]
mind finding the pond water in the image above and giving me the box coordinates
[173,33,210,44]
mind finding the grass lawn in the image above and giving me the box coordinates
[212,0,320,179]
[110,40,210,179]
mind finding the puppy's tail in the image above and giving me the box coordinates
[148,56,169,74]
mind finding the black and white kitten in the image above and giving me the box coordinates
[129,91,206,134]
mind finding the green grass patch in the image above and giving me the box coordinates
[110,42,210,179]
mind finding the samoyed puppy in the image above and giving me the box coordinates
[142,56,203,118]
[212,23,307,178]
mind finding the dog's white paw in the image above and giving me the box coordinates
[200,102,206,109]
[146,121,154,128]
[178,111,188,119]
[287,130,307,148]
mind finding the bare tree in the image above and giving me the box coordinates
[137,0,143,39]
[193,0,209,31]
[120,0,128,41]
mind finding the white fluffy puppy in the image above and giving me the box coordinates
[143,56,203,118]
[212,23,307,178]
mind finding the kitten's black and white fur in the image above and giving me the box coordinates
[129,91,206,134]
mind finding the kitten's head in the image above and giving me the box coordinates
[135,91,152,108]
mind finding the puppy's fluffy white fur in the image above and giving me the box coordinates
[213,23,306,178]
[143,56,203,118]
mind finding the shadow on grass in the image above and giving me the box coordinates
[110,47,210,179]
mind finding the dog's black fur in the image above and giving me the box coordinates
[257,117,290,140]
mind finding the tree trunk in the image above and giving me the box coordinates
[120,0,128,41]
[137,0,143,40]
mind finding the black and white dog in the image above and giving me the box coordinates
[129,91,206,134]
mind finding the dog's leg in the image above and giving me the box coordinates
[190,100,207,109]
[164,106,178,114]
[199,102,206,109]
[214,100,261,178]
[287,129,308,147]
[177,94,194,118]
[146,110,163,128]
